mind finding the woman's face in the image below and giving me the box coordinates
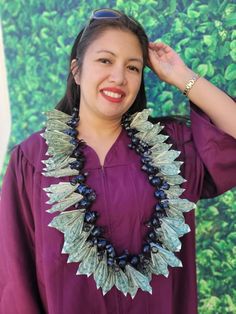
[75,28,144,121]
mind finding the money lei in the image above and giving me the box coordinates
[41,109,196,298]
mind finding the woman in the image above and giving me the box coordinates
[0,9,235,314]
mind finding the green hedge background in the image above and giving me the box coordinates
[1,0,236,312]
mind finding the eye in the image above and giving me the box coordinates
[98,58,111,64]
[128,65,140,73]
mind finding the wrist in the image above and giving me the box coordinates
[171,66,196,91]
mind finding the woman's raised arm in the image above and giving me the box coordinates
[148,42,236,139]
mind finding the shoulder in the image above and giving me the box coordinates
[16,129,47,172]
[149,116,192,147]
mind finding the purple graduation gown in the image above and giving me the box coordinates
[0,105,236,314]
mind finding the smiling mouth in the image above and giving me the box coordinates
[102,90,123,99]
[100,89,125,103]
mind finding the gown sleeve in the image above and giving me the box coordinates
[0,145,44,314]
[190,102,236,198]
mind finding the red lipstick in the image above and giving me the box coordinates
[100,87,126,103]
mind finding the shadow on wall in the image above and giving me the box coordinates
[0,20,11,176]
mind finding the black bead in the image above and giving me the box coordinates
[127,130,134,137]
[84,211,98,224]
[77,155,86,163]
[83,223,91,232]
[108,249,116,258]
[141,156,152,164]
[155,203,162,211]
[136,146,145,154]
[75,198,92,209]
[160,200,169,209]
[150,243,159,253]
[142,243,151,255]
[153,210,166,219]
[149,175,162,187]
[150,216,161,228]
[97,238,107,250]
[76,184,90,195]
[66,119,79,128]
[70,138,79,146]
[97,250,104,261]
[154,189,166,199]
[140,141,149,149]
[86,192,96,202]
[91,226,103,238]
[135,147,141,154]
[69,160,84,171]
[70,174,86,185]
[142,164,157,175]
[131,137,139,145]
[106,244,116,258]
[64,129,78,137]
[130,255,140,267]
[91,237,98,245]
[107,257,114,266]
[161,181,170,190]
[83,188,93,195]
[116,253,128,269]
[72,108,79,119]
[143,256,151,264]
[122,122,130,129]
[117,258,127,269]
[73,149,83,158]
[142,150,152,156]
[117,253,128,261]
[147,231,156,241]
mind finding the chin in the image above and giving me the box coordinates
[97,106,128,120]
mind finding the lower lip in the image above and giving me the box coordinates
[100,91,124,103]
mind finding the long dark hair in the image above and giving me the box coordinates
[56,12,149,115]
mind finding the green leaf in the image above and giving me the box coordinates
[168,0,177,14]
[228,82,236,97]
[197,64,208,76]
[227,232,236,244]
[230,40,236,50]
[184,47,196,60]
[198,5,209,14]
[231,30,236,40]
[206,61,215,77]
[187,8,200,19]
[159,91,173,102]
[203,35,214,47]
[225,64,236,80]
[224,13,236,27]
[225,294,236,313]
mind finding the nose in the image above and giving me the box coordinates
[108,65,127,86]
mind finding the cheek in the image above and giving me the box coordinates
[131,77,142,95]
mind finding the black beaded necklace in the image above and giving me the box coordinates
[68,108,170,272]
[43,107,194,297]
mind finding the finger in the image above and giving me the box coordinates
[149,42,172,53]
[149,41,166,48]
[149,46,166,58]
[158,50,165,57]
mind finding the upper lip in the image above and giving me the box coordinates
[101,87,126,96]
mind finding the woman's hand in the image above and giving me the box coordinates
[148,42,192,87]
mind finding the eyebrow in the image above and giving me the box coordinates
[96,49,143,64]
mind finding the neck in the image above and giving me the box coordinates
[77,108,122,143]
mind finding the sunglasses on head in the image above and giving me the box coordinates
[78,8,137,43]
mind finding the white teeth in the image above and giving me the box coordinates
[102,90,122,98]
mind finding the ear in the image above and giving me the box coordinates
[71,59,80,85]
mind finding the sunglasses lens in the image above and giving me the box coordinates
[93,9,121,19]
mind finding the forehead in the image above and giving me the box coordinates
[85,28,143,59]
